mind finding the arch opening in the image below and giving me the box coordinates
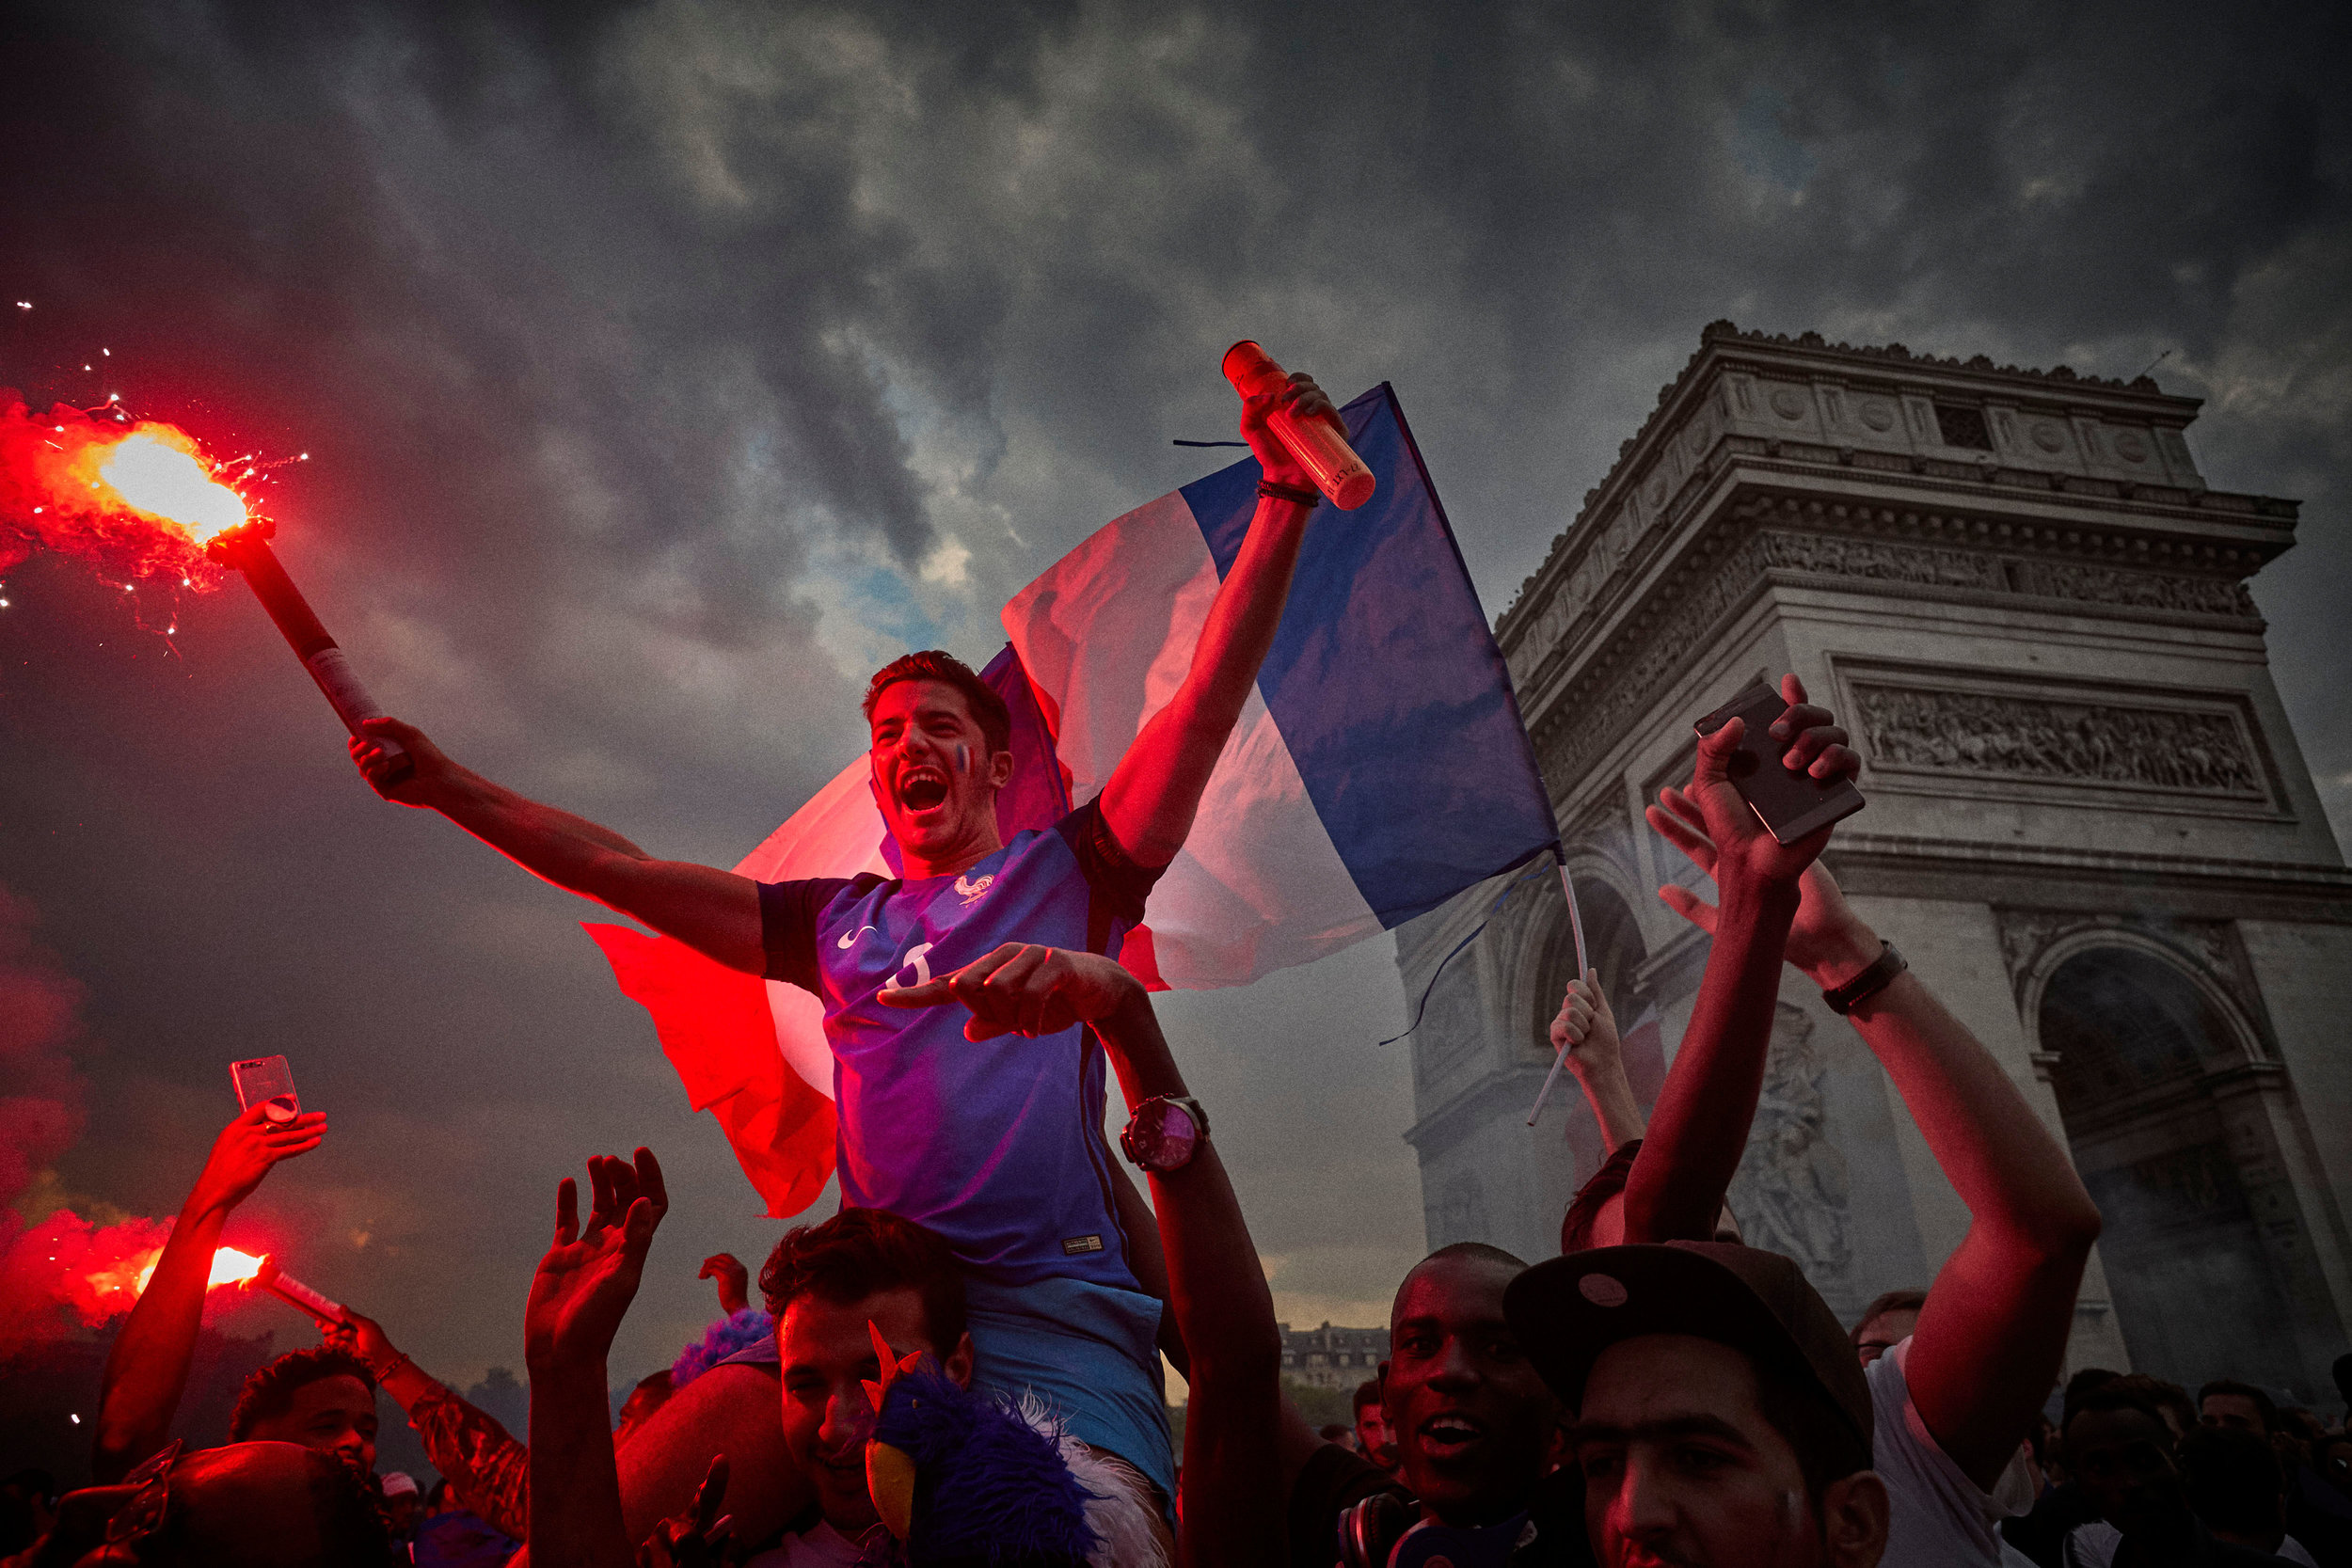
[2040,945,2300,1392]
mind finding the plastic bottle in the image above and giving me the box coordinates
[1221,341,1376,510]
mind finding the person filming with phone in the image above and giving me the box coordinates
[91,1101,332,1482]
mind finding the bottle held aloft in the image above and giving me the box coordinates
[1221,341,1376,510]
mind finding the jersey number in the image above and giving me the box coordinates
[882,942,935,992]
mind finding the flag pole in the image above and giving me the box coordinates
[1527,854,1590,1126]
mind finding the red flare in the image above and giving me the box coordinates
[0,399,248,578]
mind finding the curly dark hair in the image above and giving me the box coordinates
[760,1207,966,1351]
[228,1346,376,1442]
[862,650,1011,756]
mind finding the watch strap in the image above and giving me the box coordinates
[1822,941,1906,1015]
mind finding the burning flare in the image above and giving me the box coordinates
[96,430,249,543]
[130,1244,267,1298]
[1,399,253,578]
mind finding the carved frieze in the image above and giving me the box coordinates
[2006,559,2254,617]
[1758,531,2004,590]
[1851,685,2265,800]
[1529,517,2262,790]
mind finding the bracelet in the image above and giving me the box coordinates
[1822,941,1906,1015]
[1256,479,1319,507]
[372,1351,415,1382]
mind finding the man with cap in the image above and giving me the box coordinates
[380,1470,425,1540]
[1510,1241,1890,1568]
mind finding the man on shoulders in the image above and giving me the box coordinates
[350,372,1343,1510]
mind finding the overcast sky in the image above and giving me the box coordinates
[3,0,2347,1396]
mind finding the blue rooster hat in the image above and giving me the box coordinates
[864,1324,1100,1566]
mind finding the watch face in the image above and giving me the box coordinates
[1136,1100,1200,1169]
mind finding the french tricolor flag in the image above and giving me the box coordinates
[589,386,1560,1215]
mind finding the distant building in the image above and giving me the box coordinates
[1397,321,2352,1405]
[1279,1322,1390,1389]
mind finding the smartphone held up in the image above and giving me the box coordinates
[230,1055,301,1124]
[1692,682,1866,845]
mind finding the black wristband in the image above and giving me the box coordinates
[1256,479,1319,507]
[1822,940,1905,1015]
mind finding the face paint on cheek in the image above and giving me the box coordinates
[955,742,967,776]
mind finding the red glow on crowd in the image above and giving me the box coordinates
[0,398,255,579]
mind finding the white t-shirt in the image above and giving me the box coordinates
[743,1519,891,1567]
[1868,1337,2035,1567]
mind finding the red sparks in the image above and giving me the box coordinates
[0,398,256,580]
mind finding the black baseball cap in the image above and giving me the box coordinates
[1503,1242,1872,1453]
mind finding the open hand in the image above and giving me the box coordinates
[1549,970,1621,1078]
[1239,371,1340,494]
[877,942,1141,1039]
[1677,673,1859,891]
[350,717,450,807]
[188,1104,327,1218]
[637,1454,733,1568]
[698,1254,751,1316]
[524,1148,668,1378]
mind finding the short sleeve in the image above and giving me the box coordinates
[1057,797,1164,927]
[759,879,856,992]
[1870,1337,2011,1566]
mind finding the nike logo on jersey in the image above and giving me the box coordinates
[836,925,878,950]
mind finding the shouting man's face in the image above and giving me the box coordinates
[867,679,1012,872]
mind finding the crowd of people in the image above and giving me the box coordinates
[7,370,2352,1566]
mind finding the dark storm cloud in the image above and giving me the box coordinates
[3,0,2347,1396]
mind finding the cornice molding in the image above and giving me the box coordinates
[1496,323,2299,653]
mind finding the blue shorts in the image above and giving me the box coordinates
[963,1276,1174,1506]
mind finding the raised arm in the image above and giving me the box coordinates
[1553,971,1645,1152]
[352,720,763,973]
[1648,794,2101,1489]
[1098,374,1335,868]
[525,1148,669,1568]
[881,944,1285,1568]
[329,1310,532,1541]
[93,1104,326,1481]
[1621,675,1856,1243]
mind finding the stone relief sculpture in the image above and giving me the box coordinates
[1853,686,2263,798]
[1531,518,2258,789]
[1726,1004,1853,1283]
[1760,531,2002,590]
[2008,560,2253,617]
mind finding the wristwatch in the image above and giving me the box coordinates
[1822,940,1906,1015]
[1120,1095,1211,1173]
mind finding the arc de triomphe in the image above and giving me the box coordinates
[1395,321,2352,1403]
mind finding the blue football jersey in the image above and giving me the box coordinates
[758,798,1159,1291]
